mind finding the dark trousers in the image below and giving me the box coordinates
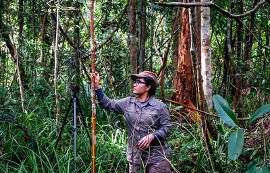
[129,160,170,173]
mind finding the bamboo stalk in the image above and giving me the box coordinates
[90,0,96,172]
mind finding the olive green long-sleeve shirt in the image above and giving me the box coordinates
[98,94,171,164]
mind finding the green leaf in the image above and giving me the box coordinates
[255,167,270,173]
[213,95,238,127]
[249,104,270,123]
[246,167,260,173]
[174,106,183,111]
[244,159,259,173]
[228,129,244,160]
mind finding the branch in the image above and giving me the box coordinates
[116,27,181,88]
[159,7,179,99]
[154,7,171,61]
[156,0,268,19]
[157,1,270,50]
[166,98,265,121]
[51,13,75,48]
[81,1,128,59]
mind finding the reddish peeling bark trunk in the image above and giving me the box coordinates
[171,1,199,123]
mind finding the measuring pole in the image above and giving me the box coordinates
[90,0,96,172]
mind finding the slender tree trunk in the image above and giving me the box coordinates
[234,0,258,117]
[33,0,36,60]
[196,1,203,111]
[201,0,212,112]
[228,0,238,113]
[18,0,28,90]
[243,0,257,62]
[189,0,197,85]
[74,1,80,86]
[226,0,232,97]
[235,0,243,63]
[8,7,25,113]
[18,0,24,53]
[172,0,198,122]
[138,0,146,72]
[193,0,218,140]
[149,0,154,71]
[0,13,14,57]
[54,2,60,126]
[129,0,137,76]
[200,3,223,171]
[172,5,180,70]
[40,6,49,66]
[160,7,179,100]
[141,0,146,72]
[15,48,25,113]
[219,0,233,97]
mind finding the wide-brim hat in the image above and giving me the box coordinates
[131,71,159,87]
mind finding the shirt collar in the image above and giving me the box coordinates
[132,96,156,106]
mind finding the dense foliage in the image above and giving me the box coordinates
[0,0,269,172]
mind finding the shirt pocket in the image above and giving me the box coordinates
[141,111,160,128]
[124,109,139,124]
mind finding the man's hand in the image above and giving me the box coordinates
[137,134,154,149]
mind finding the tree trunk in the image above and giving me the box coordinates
[196,1,203,111]
[172,0,198,122]
[54,2,61,126]
[235,0,243,63]
[201,0,212,112]
[129,0,137,76]
[200,3,223,171]
[0,13,14,57]
[226,0,232,99]
[7,7,25,113]
[189,0,197,85]
[234,0,258,117]
[18,0,24,53]
[40,5,49,66]
[138,0,146,72]
[74,1,81,86]
[172,5,180,71]
[18,0,28,90]
[231,1,239,113]
[149,0,155,71]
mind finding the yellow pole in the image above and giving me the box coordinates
[90,0,96,172]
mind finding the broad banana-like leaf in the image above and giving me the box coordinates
[213,95,238,127]
[228,129,244,160]
[246,167,260,173]
[249,104,270,123]
[246,166,270,173]
[255,167,270,173]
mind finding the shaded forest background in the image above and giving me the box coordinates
[0,0,269,172]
